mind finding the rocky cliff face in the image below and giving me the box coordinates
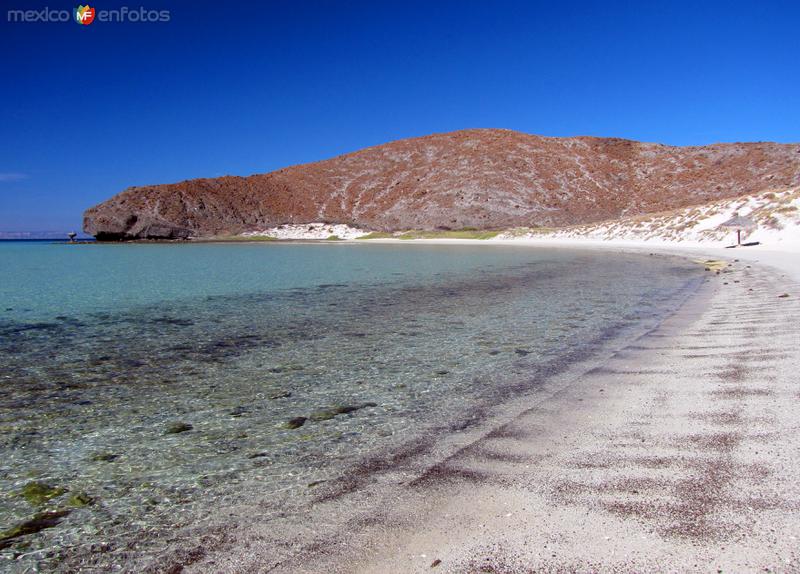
[83,129,800,240]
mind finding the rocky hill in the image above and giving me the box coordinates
[83,129,800,240]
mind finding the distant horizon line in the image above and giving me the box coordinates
[0,231,90,238]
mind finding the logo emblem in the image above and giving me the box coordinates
[74,5,95,25]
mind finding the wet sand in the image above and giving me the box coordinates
[171,253,799,573]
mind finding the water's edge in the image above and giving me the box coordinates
[0,244,706,571]
[140,255,712,572]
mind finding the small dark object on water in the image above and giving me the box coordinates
[515,348,531,356]
[165,422,193,434]
[286,417,307,429]
[269,391,292,400]
[778,293,790,298]
[431,559,442,568]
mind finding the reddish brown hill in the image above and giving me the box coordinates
[83,129,800,239]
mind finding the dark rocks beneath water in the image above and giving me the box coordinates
[229,406,249,417]
[309,409,338,422]
[164,422,193,434]
[19,482,66,506]
[310,402,378,422]
[269,364,305,374]
[287,402,377,427]
[0,239,708,570]
[0,510,71,549]
[66,492,94,507]
[90,452,119,462]
[285,417,308,429]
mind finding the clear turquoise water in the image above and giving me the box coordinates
[0,241,703,569]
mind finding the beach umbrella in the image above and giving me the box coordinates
[719,213,756,245]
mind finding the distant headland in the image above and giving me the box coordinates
[83,129,800,241]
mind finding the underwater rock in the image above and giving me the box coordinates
[90,452,119,462]
[66,492,94,507]
[229,406,249,417]
[0,510,71,549]
[285,417,307,429]
[19,482,66,506]
[269,364,305,374]
[341,401,378,413]
[310,409,338,421]
[310,402,378,421]
[164,422,193,434]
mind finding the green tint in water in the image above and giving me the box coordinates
[0,241,702,569]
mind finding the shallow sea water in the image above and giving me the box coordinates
[0,241,703,569]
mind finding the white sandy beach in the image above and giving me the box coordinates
[155,234,800,574]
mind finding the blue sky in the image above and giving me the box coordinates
[1,0,798,232]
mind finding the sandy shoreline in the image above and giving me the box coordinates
[360,236,800,279]
[163,240,799,573]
